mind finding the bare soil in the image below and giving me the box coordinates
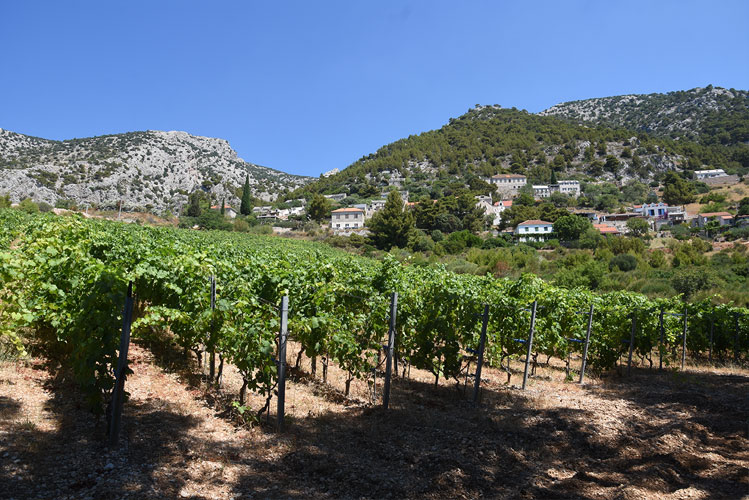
[1,341,747,500]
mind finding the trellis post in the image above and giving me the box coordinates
[521,301,537,391]
[627,312,636,376]
[109,281,134,446]
[579,304,594,384]
[209,275,216,381]
[277,295,289,431]
[472,304,490,404]
[681,306,688,371]
[658,308,665,370]
[383,292,397,410]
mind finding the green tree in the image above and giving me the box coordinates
[220,198,226,216]
[737,197,749,216]
[0,194,11,208]
[368,191,415,250]
[553,214,592,241]
[186,190,204,217]
[240,174,252,215]
[662,172,696,205]
[308,194,332,222]
[18,198,39,214]
[626,217,649,237]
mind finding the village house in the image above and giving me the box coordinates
[695,169,727,180]
[515,219,553,242]
[593,223,620,236]
[487,174,527,197]
[550,180,581,197]
[210,204,238,219]
[532,185,551,198]
[695,212,734,228]
[331,207,365,231]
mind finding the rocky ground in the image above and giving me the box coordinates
[1,340,747,499]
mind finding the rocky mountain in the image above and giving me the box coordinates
[0,129,314,212]
[290,104,743,203]
[539,86,749,145]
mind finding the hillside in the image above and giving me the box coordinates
[0,129,314,212]
[540,85,749,146]
[290,105,746,202]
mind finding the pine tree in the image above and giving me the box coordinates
[367,191,415,250]
[550,170,557,184]
[308,194,331,222]
[240,175,251,215]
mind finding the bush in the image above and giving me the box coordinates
[38,202,53,213]
[233,219,250,232]
[18,198,39,214]
[609,254,638,272]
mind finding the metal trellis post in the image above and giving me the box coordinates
[681,306,688,371]
[109,281,134,446]
[658,308,665,370]
[521,301,538,391]
[277,295,289,431]
[627,313,636,376]
[579,304,594,384]
[383,292,397,410]
[472,304,490,404]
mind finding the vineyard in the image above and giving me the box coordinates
[1,209,747,420]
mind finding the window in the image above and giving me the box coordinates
[345,214,349,219]
[535,227,539,232]
[345,223,349,228]
[545,226,550,232]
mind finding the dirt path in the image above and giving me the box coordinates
[1,343,747,499]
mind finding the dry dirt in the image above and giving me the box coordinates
[1,340,748,500]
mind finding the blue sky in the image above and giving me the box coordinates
[1,1,747,177]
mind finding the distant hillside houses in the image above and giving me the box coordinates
[695,169,727,180]
[486,174,580,199]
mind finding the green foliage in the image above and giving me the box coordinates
[368,191,415,250]
[662,172,696,205]
[553,215,592,241]
[18,198,39,214]
[609,254,638,272]
[308,194,332,222]
[626,217,650,237]
[240,174,252,216]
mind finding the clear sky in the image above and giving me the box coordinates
[1,1,747,177]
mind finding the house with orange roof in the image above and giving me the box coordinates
[593,223,620,235]
[331,207,365,231]
[696,212,734,228]
[210,204,238,219]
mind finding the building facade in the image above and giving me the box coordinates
[695,169,727,180]
[331,207,365,230]
[488,174,527,197]
[515,219,553,242]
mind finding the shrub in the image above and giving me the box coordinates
[609,254,638,272]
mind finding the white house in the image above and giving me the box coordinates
[550,180,580,197]
[324,193,347,202]
[331,207,365,231]
[515,219,554,242]
[632,202,669,218]
[487,174,527,197]
[695,169,727,180]
[532,185,551,198]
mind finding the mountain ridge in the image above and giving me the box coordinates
[0,128,314,212]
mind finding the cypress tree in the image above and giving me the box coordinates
[240,175,251,215]
[220,198,226,215]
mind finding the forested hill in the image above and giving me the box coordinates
[290,104,747,202]
[540,86,749,146]
[0,129,314,212]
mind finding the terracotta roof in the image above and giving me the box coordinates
[331,207,364,213]
[517,220,552,226]
[491,174,526,179]
[698,212,733,217]
[594,223,620,234]
[210,205,235,209]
